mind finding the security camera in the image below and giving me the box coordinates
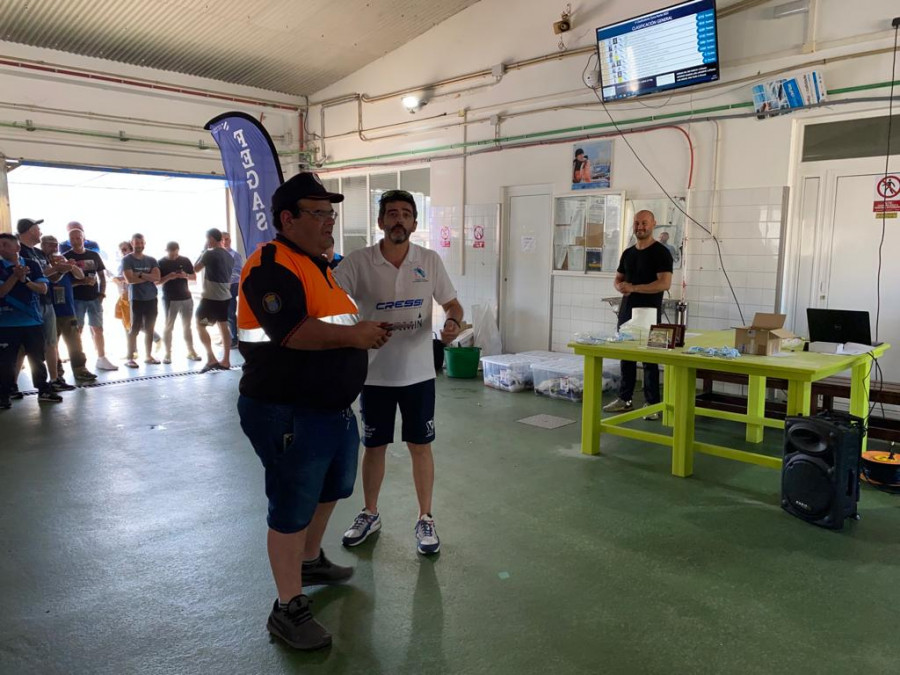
[553,19,571,34]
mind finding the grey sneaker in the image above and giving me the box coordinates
[266,595,331,651]
[342,509,382,547]
[38,391,63,403]
[302,549,354,586]
[642,404,661,421]
[603,398,633,412]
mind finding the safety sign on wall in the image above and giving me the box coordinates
[873,175,900,218]
[440,226,451,248]
[473,225,485,249]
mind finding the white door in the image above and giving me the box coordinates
[501,185,552,353]
[818,172,900,381]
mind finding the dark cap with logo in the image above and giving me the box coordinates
[271,172,344,218]
[16,218,44,235]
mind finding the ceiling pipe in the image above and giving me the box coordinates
[0,55,302,112]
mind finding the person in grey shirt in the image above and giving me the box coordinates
[121,233,161,369]
[194,228,234,372]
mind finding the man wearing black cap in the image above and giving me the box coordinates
[237,172,390,651]
[16,218,67,388]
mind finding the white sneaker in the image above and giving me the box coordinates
[415,514,441,555]
[95,356,119,371]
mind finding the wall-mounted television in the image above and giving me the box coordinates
[596,0,720,102]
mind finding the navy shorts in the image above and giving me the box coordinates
[360,379,436,448]
[237,395,360,534]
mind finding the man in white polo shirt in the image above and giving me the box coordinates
[334,189,463,555]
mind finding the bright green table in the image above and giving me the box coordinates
[570,331,890,477]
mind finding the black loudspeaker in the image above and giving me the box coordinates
[782,411,864,530]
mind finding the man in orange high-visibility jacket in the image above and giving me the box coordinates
[237,172,390,651]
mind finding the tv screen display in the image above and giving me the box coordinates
[596,0,720,102]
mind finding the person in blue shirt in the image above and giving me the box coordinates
[0,232,62,407]
[41,235,97,386]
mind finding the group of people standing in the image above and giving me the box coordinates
[118,228,241,372]
[0,218,244,407]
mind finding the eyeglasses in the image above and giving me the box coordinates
[297,208,338,221]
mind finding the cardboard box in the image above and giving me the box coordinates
[734,313,794,355]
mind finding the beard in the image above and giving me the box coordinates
[387,225,410,244]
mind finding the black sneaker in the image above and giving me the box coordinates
[38,391,63,403]
[267,595,331,651]
[51,378,76,392]
[10,386,23,400]
[302,549,354,586]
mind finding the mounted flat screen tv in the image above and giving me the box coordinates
[596,0,720,102]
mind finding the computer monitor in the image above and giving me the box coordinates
[806,308,874,346]
[595,0,720,102]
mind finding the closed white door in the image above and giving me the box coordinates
[501,186,552,353]
[821,172,900,381]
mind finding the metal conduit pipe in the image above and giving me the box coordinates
[0,56,302,112]
[311,0,780,111]
[317,45,899,147]
[0,119,311,159]
[318,93,898,171]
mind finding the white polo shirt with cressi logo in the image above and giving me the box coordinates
[333,242,456,387]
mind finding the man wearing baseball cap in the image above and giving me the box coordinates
[237,172,390,650]
[16,218,67,389]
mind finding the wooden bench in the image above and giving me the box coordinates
[694,371,900,442]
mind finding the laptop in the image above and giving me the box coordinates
[806,308,876,346]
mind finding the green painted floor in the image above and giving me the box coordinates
[1,373,898,674]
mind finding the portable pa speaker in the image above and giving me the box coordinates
[781,411,864,530]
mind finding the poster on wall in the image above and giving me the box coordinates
[571,140,612,190]
[625,197,686,270]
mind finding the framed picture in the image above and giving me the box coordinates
[654,322,686,347]
[647,326,675,349]
[571,140,612,190]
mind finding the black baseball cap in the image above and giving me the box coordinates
[16,218,44,234]
[271,172,343,217]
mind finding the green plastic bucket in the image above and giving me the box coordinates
[444,346,481,378]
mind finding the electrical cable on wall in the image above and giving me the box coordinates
[876,18,900,343]
[582,52,746,324]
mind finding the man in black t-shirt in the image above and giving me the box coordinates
[157,241,201,364]
[604,210,673,418]
[65,227,118,372]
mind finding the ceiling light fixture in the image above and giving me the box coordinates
[401,95,423,113]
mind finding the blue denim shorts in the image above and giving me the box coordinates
[237,395,360,534]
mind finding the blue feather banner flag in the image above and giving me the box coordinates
[205,112,284,253]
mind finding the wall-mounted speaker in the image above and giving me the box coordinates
[782,411,864,530]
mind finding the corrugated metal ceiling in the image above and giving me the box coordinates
[0,0,482,96]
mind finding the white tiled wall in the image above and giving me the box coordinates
[428,204,500,331]
[685,186,788,395]
[684,187,787,333]
[551,275,619,352]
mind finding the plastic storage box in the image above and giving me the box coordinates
[481,354,545,392]
[532,359,585,402]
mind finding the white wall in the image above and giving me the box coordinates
[0,41,302,178]
[310,0,900,352]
